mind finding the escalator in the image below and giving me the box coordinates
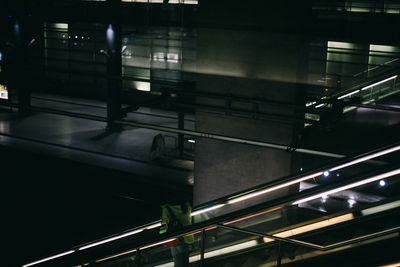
[22,143,400,267]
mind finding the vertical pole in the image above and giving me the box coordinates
[277,241,282,267]
[13,14,31,115]
[106,0,122,131]
[178,111,184,158]
[200,229,206,266]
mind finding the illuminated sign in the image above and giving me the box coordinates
[0,84,8,100]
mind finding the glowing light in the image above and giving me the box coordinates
[329,145,400,172]
[107,24,115,47]
[263,213,354,243]
[79,229,144,250]
[146,222,162,229]
[337,90,360,100]
[323,171,330,177]
[348,199,356,207]
[22,250,75,267]
[188,139,195,143]
[227,172,323,204]
[362,200,400,216]
[134,81,150,92]
[140,239,177,250]
[379,180,386,187]
[95,249,137,263]
[191,204,225,216]
[361,75,398,91]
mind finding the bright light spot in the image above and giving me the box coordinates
[14,22,21,36]
[0,84,8,100]
[188,139,195,143]
[53,23,68,29]
[191,204,225,216]
[348,199,356,207]
[337,90,360,100]
[134,81,150,92]
[107,24,114,47]
[328,41,355,50]
[22,250,75,267]
[323,171,330,177]
[379,180,386,187]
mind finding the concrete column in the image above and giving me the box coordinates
[193,0,311,211]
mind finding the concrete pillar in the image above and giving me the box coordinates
[193,0,310,212]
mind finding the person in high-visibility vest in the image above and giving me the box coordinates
[160,200,194,267]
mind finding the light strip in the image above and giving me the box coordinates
[292,168,400,205]
[380,262,400,267]
[329,145,400,172]
[227,172,323,204]
[146,222,162,229]
[79,229,143,250]
[95,248,137,263]
[361,200,400,216]
[263,213,354,243]
[201,240,258,259]
[361,75,398,91]
[223,207,282,225]
[22,250,75,267]
[140,238,177,250]
[191,204,225,216]
[315,103,325,108]
[337,89,360,100]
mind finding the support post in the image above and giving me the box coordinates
[178,111,184,158]
[106,0,123,131]
[200,229,206,266]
